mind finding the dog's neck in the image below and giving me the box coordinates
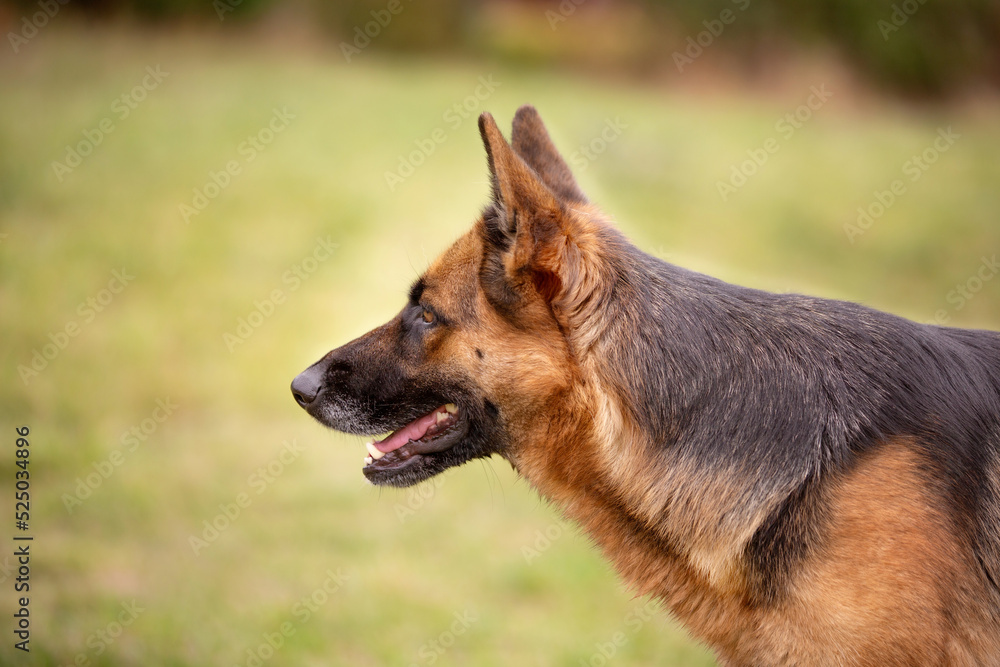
[507,395,759,654]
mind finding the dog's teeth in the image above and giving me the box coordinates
[364,455,373,465]
[436,411,448,423]
[365,441,385,460]
[444,403,458,414]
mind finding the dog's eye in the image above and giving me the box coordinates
[421,308,435,325]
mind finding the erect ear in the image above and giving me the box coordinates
[511,105,587,204]
[479,111,561,224]
[478,112,573,305]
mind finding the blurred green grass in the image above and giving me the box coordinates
[1,25,998,666]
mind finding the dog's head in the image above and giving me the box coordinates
[292,106,615,487]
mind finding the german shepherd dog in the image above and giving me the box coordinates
[292,106,1000,665]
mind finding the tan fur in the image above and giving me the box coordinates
[517,395,1000,666]
[419,213,1000,667]
[421,230,578,442]
[768,441,1000,666]
[411,111,1000,665]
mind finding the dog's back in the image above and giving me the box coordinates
[600,247,1000,663]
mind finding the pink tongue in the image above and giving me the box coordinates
[374,409,442,453]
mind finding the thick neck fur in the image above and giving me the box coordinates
[512,219,1000,643]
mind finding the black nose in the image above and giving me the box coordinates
[291,364,324,407]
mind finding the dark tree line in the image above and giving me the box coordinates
[9,0,998,96]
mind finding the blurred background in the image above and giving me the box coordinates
[1,0,998,664]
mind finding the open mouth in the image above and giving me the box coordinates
[362,403,467,480]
